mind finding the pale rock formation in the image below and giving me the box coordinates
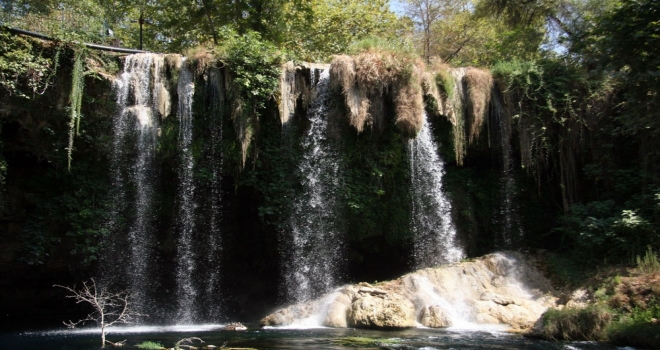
[347,292,416,328]
[260,252,558,331]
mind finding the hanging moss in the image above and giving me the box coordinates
[435,69,454,101]
[67,47,86,171]
[465,68,493,145]
[329,45,426,137]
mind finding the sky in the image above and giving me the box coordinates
[390,0,406,16]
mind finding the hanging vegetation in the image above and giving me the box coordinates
[465,68,493,144]
[67,48,86,171]
[329,40,426,137]
[278,61,314,125]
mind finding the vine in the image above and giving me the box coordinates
[67,47,86,171]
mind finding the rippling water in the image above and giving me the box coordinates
[2,325,623,350]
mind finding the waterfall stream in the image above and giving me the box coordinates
[491,90,525,248]
[175,60,198,323]
[409,115,463,268]
[101,54,224,324]
[103,54,164,317]
[282,68,344,304]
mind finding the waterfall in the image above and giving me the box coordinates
[282,67,344,304]
[409,114,463,269]
[102,54,164,317]
[175,60,197,323]
[200,68,224,320]
[491,89,524,248]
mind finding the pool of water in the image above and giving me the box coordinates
[1,325,624,350]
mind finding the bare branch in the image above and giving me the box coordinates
[54,279,145,347]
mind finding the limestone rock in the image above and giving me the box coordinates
[418,305,452,328]
[323,293,352,327]
[260,252,559,331]
[347,292,416,328]
[260,310,293,326]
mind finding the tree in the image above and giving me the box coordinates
[404,0,460,62]
[54,279,142,347]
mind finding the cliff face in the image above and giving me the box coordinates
[261,252,557,331]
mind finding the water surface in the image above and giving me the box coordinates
[2,325,623,350]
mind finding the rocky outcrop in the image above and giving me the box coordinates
[261,252,558,331]
[347,292,416,328]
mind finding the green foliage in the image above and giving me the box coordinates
[542,306,612,341]
[0,29,60,98]
[137,341,164,350]
[2,0,107,43]
[608,321,660,349]
[434,69,453,99]
[636,247,660,274]
[219,29,282,167]
[348,36,417,57]
[338,107,412,247]
[224,30,282,112]
[237,105,300,228]
[608,298,660,348]
[284,0,403,62]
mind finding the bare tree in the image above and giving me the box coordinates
[54,279,142,347]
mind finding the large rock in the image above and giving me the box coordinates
[260,252,558,331]
[419,305,452,327]
[347,292,416,328]
[323,293,352,327]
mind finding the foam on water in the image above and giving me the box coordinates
[27,324,226,336]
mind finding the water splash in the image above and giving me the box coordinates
[282,68,344,304]
[102,54,164,317]
[408,114,463,269]
[175,60,197,323]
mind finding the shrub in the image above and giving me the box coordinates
[542,306,612,341]
[137,341,164,349]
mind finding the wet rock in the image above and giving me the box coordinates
[261,252,559,331]
[418,305,452,327]
[347,292,416,329]
[323,293,351,327]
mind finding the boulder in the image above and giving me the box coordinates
[347,292,416,329]
[323,293,351,327]
[418,305,452,328]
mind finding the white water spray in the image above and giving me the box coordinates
[175,60,197,323]
[283,68,344,304]
[103,54,163,317]
[409,114,463,268]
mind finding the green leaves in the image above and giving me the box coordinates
[0,29,58,98]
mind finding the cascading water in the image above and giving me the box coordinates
[199,68,224,320]
[282,67,344,304]
[100,54,226,324]
[175,60,198,323]
[102,54,165,317]
[408,115,463,269]
[491,88,524,249]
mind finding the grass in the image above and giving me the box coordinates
[542,306,612,341]
[636,247,660,274]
